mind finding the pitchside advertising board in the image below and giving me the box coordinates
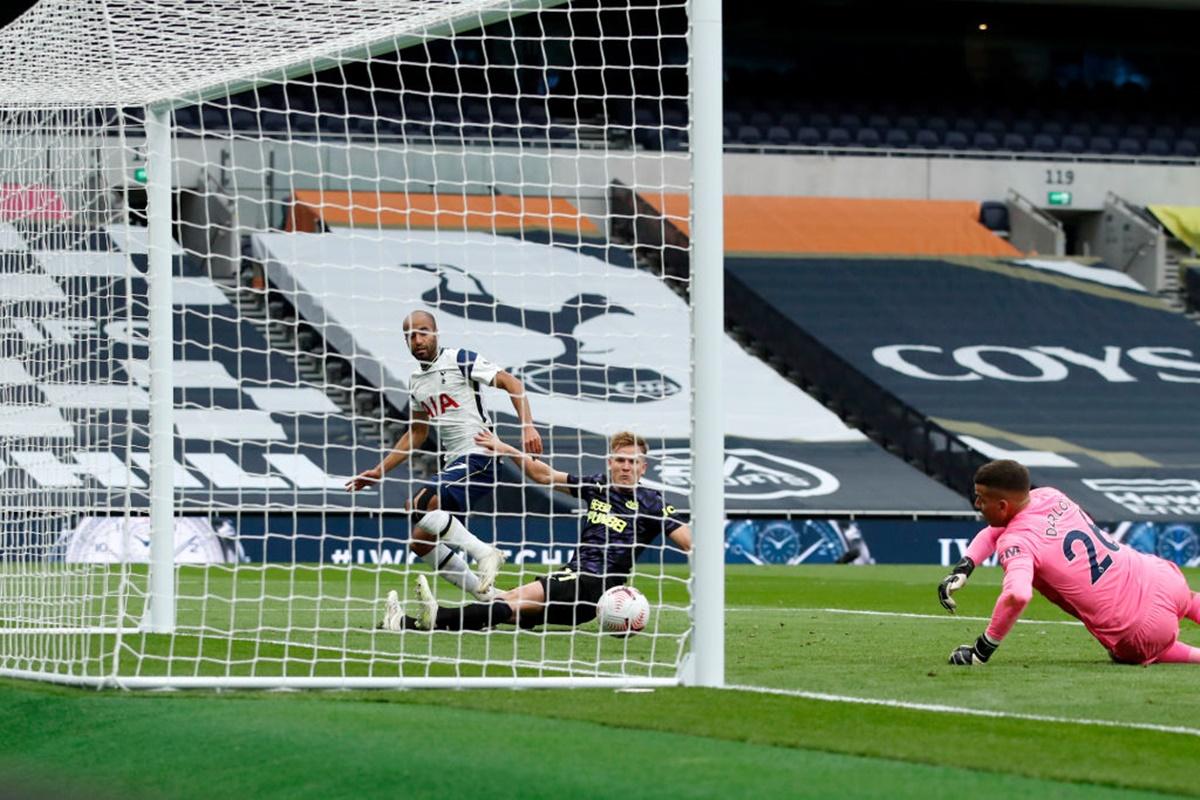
[59,515,1200,568]
[728,256,1200,522]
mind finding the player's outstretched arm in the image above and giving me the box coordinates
[668,525,692,553]
[346,416,429,492]
[474,431,568,490]
[492,371,542,454]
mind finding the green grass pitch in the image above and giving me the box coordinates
[2,564,1198,798]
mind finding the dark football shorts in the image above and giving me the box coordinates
[534,568,607,627]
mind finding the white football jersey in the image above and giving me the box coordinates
[409,347,501,463]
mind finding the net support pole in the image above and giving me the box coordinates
[145,105,176,634]
[688,0,725,687]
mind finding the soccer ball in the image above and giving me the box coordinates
[595,585,650,635]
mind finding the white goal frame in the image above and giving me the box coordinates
[0,0,724,690]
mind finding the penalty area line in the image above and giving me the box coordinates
[727,684,1200,738]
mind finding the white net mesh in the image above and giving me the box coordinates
[0,0,694,687]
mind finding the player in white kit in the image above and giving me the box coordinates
[345,310,542,599]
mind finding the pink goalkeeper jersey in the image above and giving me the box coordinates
[963,487,1156,650]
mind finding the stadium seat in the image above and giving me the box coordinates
[1125,124,1149,141]
[1040,120,1064,137]
[836,113,862,130]
[1011,119,1037,137]
[778,111,802,131]
[867,114,890,131]
[1174,140,1198,157]
[895,115,920,132]
[1001,132,1027,151]
[952,118,977,136]
[1088,136,1115,154]
[971,131,998,150]
[748,110,773,130]
[795,126,821,146]
[825,127,851,146]
[855,128,881,147]
[1030,133,1057,152]
[884,129,911,148]
[766,125,793,145]
[1097,122,1121,140]
[926,116,949,134]
[1145,138,1171,157]
[1153,124,1176,141]
[1116,137,1142,156]
[979,200,1010,233]
[943,130,969,150]
[1060,134,1085,153]
[914,129,939,149]
[1067,121,1091,139]
[982,119,1006,135]
[808,111,832,130]
[737,124,763,144]
[723,111,743,129]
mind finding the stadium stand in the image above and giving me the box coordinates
[251,208,970,515]
[725,254,1200,521]
[0,218,405,512]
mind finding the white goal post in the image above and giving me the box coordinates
[0,0,723,688]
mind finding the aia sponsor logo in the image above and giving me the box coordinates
[418,393,460,417]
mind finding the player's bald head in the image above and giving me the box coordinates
[403,310,437,332]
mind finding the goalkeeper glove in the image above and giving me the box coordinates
[937,556,975,613]
[948,633,1000,666]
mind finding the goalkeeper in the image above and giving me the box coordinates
[379,430,691,632]
[937,459,1200,666]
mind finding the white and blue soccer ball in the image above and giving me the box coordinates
[596,585,650,635]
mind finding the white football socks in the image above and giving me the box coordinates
[419,543,482,594]
[419,509,493,561]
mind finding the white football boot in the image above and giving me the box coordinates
[381,589,404,632]
[473,547,506,598]
[413,574,438,631]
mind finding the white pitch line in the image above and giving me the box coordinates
[815,608,1082,626]
[727,684,1200,738]
[726,607,1081,626]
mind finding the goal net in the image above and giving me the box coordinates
[0,0,714,688]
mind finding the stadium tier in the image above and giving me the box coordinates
[252,193,969,515]
[0,221,401,513]
[726,254,1200,521]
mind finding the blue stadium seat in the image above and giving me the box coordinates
[1153,124,1176,141]
[1183,126,1200,143]
[855,128,881,147]
[723,111,743,130]
[1040,121,1064,137]
[1145,138,1171,157]
[1031,133,1057,152]
[1001,132,1027,151]
[885,129,911,148]
[749,111,773,129]
[926,117,949,134]
[982,119,1006,135]
[1125,124,1149,141]
[778,112,802,131]
[1096,122,1121,140]
[808,112,832,130]
[867,114,890,131]
[1175,140,1198,157]
[952,118,977,135]
[1060,134,1085,153]
[836,113,862,131]
[971,131,998,150]
[895,115,920,132]
[914,129,940,149]
[288,111,317,133]
[260,111,289,132]
[737,124,762,144]
[1088,136,1114,154]
[943,130,969,150]
[1116,137,1142,156]
[1012,119,1036,137]
[795,126,820,146]
[766,125,793,145]
[824,127,851,146]
[1067,121,1091,138]
[979,201,1010,232]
